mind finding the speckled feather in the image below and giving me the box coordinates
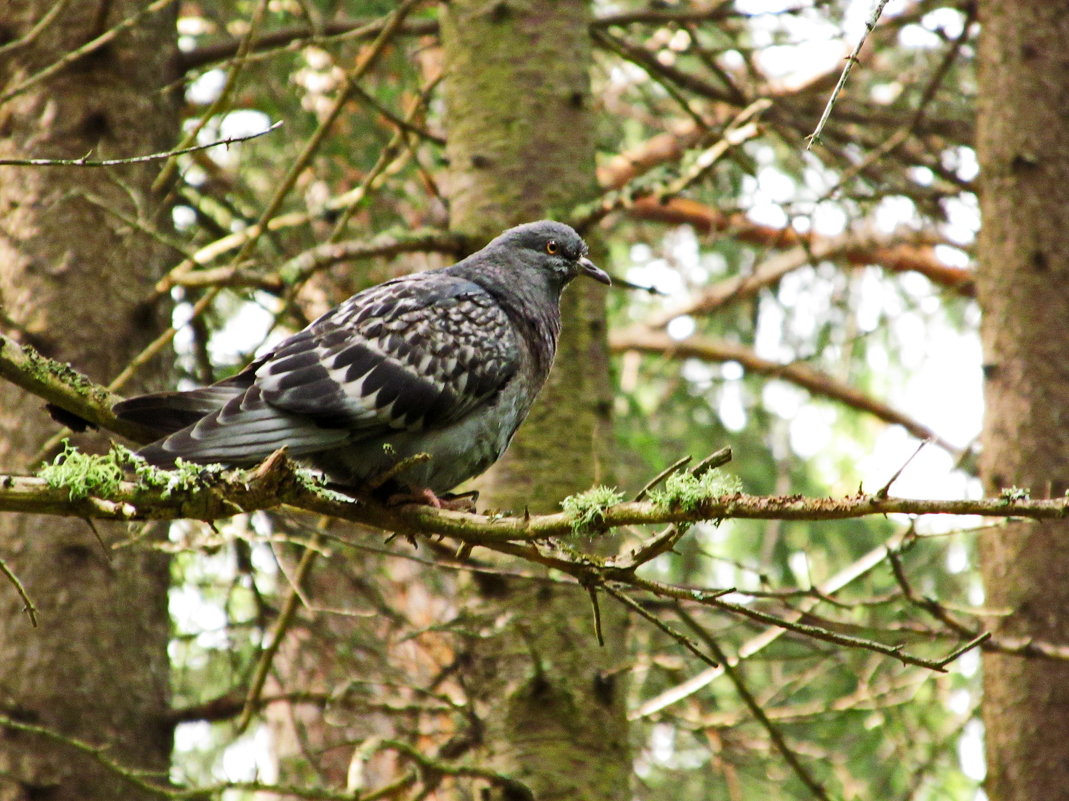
[114,221,610,494]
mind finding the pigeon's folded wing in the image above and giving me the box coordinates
[123,273,521,466]
[256,274,520,432]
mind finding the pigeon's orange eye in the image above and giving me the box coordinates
[545,240,560,255]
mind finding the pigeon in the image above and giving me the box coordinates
[114,220,611,500]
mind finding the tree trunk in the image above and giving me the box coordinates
[440,0,613,506]
[440,2,629,798]
[0,3,177,799]
[976,1,1069,798]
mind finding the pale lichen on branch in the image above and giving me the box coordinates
[561,485,627,534]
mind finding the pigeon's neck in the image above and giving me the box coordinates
[447,262,564,378]
[503,284,563,379]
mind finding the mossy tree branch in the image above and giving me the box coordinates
[0,447,1032,688]
[0,334,158,443]
[1,448,1061,538]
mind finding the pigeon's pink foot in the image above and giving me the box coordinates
[386,488,478,512]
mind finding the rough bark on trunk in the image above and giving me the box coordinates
[0,4,177,799]
[440,2,629,798]
[976,2,1069,798]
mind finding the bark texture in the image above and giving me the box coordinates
[440,2,629,798]
[0,3,177,799]
[976,1,1069,798]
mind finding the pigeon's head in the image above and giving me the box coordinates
[490,221,611,289]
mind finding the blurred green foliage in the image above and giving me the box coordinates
[156,0,984,798]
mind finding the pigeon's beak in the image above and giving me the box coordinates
[578,256,611,286]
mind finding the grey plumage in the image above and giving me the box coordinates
[114,220,610,495]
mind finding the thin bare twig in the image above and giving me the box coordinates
[0,0,72,58]
[603,583,719,668]
[0,0,181,105]
[806,0,891,148]
[237,504,328,733]
[609,329,964,459]
[875,438,932,498]
[678,605,831,801]
[575,101,767,231]
[231,0,422,269]
[0,556,37,627]
[633,528,904,719]
[152,0,272,191]
[0,711,388,800]
[0,122,282,168]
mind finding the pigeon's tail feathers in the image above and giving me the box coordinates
[134,387,350,469]
[113,386,249,437]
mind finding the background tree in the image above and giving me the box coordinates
[4,1,1066,800]
[0,1,177,799]
[438,2,628,798]
[976,0,1069,797]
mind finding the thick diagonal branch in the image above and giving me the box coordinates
[0,335,157,443]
